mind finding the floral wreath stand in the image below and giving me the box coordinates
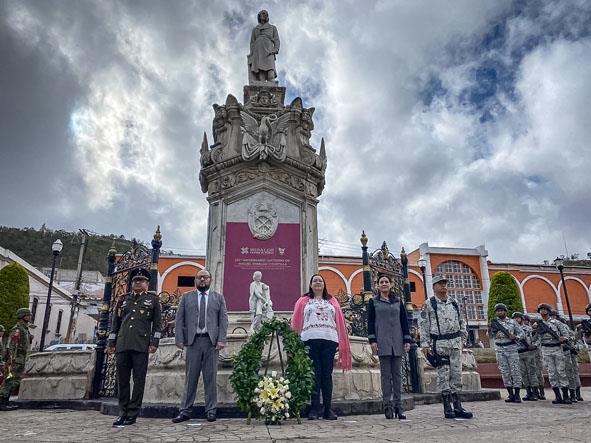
[229,318,315,424]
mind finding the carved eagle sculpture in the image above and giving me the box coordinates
[240,110,289,162]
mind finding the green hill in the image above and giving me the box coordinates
[0,226,136,275]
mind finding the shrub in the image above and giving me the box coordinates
[0,263,30,330]
[487,271,523,323]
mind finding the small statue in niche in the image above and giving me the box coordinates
[297,107,315,150]
[212,104,230,147]
[249,271,274,333]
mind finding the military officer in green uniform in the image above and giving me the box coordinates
[0,308,32,411]
[107,268,162,426]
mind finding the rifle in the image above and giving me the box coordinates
[4,352,14,382]
[581,319,591,336]
[491,318,535,350]
[537,319,577,355]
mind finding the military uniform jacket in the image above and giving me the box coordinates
[420,296,466,349]
[108,291,162,353]
[578,318,591,343]
[490,317,523,351]
[533,319,570,346]
[6,322,30,365]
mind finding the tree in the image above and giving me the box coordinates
[0,263,30,330]
[487,271,523,322]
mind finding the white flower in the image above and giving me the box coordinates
[285,391,292,399]
[285,412,290,418]
[260,407,265,414]
[271,370,277,378]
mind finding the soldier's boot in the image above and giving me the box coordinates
[551,387,564,404]
[531,386,539,400]
[538,386,546,400]
[561,387,572,404]
[505,387,515,402]
[0,398,19,411]
[569,389,577,403]
[442,393,456,419]
[451,393,473,419]
[513,388,522,403]
[575,387,584,401]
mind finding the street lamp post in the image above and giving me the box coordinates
[39,239,63,351]
[418,256,428,301]
[554,257,575,330]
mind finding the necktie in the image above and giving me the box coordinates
[198,291,206,330]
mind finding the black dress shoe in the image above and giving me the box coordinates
[307,408,319,420]
[172,413,191,423]
[122,416,137,426]
[384,405,393,419]
[112,416,127,426]
[323,409,338,420]
[206,412,217,422]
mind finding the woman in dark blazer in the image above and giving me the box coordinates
[367,274,411,419]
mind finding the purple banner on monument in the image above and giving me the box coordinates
[223,222,301,311]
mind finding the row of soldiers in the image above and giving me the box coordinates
[491,302,590,404]
[0,308,32,411]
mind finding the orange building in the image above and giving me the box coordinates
[155,243,591,345]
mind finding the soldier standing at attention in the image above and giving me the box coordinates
[532,303,571,404]
[420,275,473,419]
[107,268,162,426]
[551,311,582,403]
[575,303,591,400]
[0,308,31,411]
[525,315,546,399]
[490,304,524,402]
[512,312,539,400]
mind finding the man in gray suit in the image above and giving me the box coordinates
[172,269,228,423]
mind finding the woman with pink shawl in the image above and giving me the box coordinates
[291,274,352,420]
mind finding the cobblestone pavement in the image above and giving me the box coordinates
[1,388,590,442]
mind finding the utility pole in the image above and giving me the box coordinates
[66,229,89,343]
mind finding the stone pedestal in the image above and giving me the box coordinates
[199,86,326,311]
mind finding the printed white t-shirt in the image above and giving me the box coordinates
[301,298,338,343]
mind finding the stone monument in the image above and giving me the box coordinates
[249,271,274,333]
[199,10,327,312]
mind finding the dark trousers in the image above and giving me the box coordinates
[305,339,337,412]
[116,351,149,418]
[379,355,403,410]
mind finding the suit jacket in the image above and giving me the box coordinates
[175,289,228,347]
[367,294,411,357]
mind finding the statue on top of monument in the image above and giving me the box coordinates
[249,271,274,333]
[248,10,280,84]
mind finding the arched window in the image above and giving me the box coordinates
[31,298,39,323]
[435,261,484,321]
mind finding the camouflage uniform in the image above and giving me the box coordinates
[558,320,581,402]
[533,318,570,388]
[491,317,523,388]
[0,312,31,403]
[512,314,538,400]
[420,296,467,394]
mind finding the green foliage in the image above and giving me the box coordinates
[487,271,523,323]
[0,226,133,275]
[0,263,30,330]
[229,318,315,424]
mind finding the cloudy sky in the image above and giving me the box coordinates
[1,0,590,263]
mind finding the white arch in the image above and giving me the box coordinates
[520,274,561,313]
[158,261,205,292]
[347,268,364,295]
[557,276,591,308]
[409,269,423,281]
[508,274,526,313]
[319,266,350,294]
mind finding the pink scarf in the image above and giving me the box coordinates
[291,295,352,371]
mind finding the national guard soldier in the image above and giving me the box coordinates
[0,325,5,387]
[512,312,538,401]
[551,312,582,403]
[107,268,162,426]
[575,303,591,400]
[490,304,524,402]
[0,308,31,411]
[420,275,473,419]
[532,303,571,404]
[525,314,546,399]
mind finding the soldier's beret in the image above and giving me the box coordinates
[129,268,151,282]
[0,324,4,332]
[536,303,553,313]
[432,275,448,286]
[16,307,32,319]
[585,303,591,314]
[494,303,507,312]
[511,312,523,319]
